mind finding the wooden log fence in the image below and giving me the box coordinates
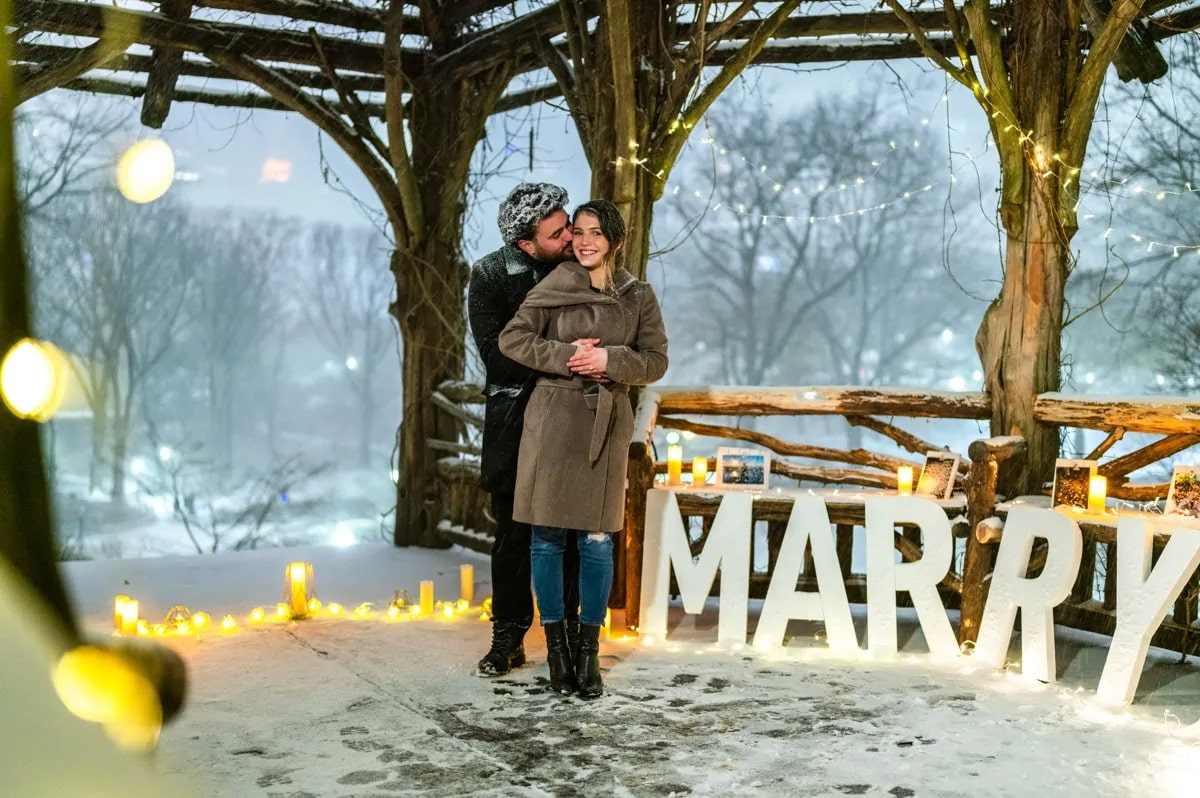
[430,383,1200,656]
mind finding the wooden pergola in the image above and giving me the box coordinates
[9,0,1200,552]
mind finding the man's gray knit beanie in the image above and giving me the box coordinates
[497,182,569,245]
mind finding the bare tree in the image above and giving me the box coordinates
[302,223,398,467]
[28,189,192,502]
[15,97,127,216]
[662,88,987,391]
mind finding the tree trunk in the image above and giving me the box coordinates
[109,411,128,504]
[390,63,510,547]
[89,398,106,494]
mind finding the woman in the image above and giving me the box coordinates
[499,200,669,698]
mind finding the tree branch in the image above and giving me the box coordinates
[17,28,131,104]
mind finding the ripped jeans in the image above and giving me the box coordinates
[531,526,613,627]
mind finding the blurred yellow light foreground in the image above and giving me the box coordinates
[116,138,175,203]
[52,645,164,752]
[0,338,66,421]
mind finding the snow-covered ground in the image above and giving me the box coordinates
[29,543,1200,796]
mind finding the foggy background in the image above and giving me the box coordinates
[15,20,1200,560]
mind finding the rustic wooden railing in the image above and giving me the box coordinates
[426,380,492,554]
[429,382,1200,656]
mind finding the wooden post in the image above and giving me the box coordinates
[1103,542,1118,611]
[766,520,786,574]
[836,523,854,581]
[959,436,1026,645]
[620,390,660,628]
[1071,538,1098,604]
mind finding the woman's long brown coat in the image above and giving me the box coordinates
[498,261,668,532]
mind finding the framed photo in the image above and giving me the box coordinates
[1051,459,1097,509]
[1165,465,1200,518]
[715,447,770,488]
[916,451,961,500]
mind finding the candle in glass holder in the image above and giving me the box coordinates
[1089,475,1107,513]
[667,445,683,485]
[897,466,914,496]
[114,595,131,632]
[420,580,435,615]
[692,456,708,486]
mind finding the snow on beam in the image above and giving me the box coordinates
[1034,393,1200,435]
[653,386,991,419]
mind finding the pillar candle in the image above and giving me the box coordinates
[114,595,130,632]
[897,466,914,496]
[460,563,474,603]
[119,599,139,635]
[287,562,310,618]
[692,457,708,486]
[667,445,683,486]
[1089,475,1107,514]
[420,580,435,615]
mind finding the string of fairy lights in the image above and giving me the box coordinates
[625,88,1200,256]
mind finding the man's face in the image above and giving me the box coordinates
[517,209,573,263]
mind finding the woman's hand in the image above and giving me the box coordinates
[567,345,608,378]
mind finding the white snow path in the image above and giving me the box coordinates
[56,543,1200,798]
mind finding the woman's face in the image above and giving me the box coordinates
[571,211,610,269]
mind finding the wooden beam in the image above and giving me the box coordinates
[13,0,421,77]
[493,80,563,113]
[142,0,194,128]
[1085,426,1126,460]
[654,386,991,419]
[847,415,963,467]
[435,1,599,79]
[657,415,920,472]
[16,31,129,103]
[192,0,393,32]
[966,435,1027,464]
[772,460,897,490]
[1097,433,1200,480]
[1034,393,1200,435]
[16,42,387,92]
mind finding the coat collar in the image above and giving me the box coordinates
[559,261,638,295]
[501,243,558,277]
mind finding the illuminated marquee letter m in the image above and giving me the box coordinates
[640,491,752,645]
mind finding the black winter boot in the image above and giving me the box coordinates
[565,618,580,665]
[476,620,529,677]
[543,620,577,695]
[575,624,603,699]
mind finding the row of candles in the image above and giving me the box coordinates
[665,447,1112,512]
[111,563,483,636]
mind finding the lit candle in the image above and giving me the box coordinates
[420,580,435,615]
[192,612,210,630]
[249,607,265,623]
[354,603,371,618]
[897,466,914,496]
[667,445,683,485]
[460,563,474,603]
[286,562,311,619]
[692,457,708,486]
[220,615,237,632]
[275,603,290,619]
[114,595,130,632]
[1089,475,1107,514]
[119,599,139,635]
[442,604,455,618]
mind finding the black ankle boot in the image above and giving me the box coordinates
[543,621,577,695]
[476,620,529,677]
[575,624,603,699]
[565,618,580,664]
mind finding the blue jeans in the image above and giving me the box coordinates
[531,526,613,627]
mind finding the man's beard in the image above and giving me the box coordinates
[530,243,573,264]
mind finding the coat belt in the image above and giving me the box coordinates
[536,376,629,465]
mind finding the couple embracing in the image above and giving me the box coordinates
[467,184,669,698]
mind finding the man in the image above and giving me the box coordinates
[467,183,584,676]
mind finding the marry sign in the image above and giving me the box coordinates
[639,490,1200,706]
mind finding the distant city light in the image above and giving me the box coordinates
[1085,372,1095,385]
[130,458,149,476]
[947,375,967,391]
[390,468,400,484]
[940,329,954,344]
[116,138,175,204]
[260,157,293,183]
[971,370,983,382]
[158,446,174,463]
[1156,374,1166,386]
[345,356,359,371]
[666,432,681,444]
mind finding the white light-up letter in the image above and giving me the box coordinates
[975,508,1082,682]
[640,490,751,645]
[1097,517,1200,705]
[865,496,957,657]
[753,496,857,651]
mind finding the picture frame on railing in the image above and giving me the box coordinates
[715,447,770,489]
[1165,465,1200,518]
[1052,458,1097,509]
[916,451,961,500]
